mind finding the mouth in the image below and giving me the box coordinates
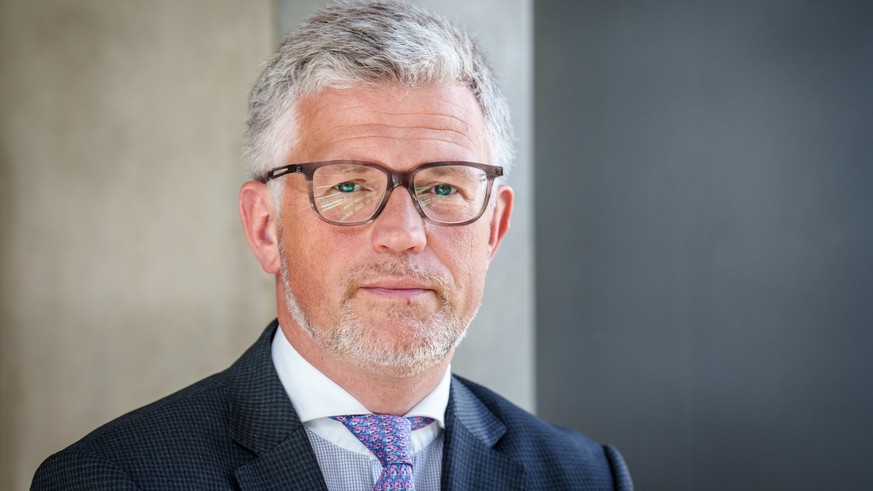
[343,259,449,305]
[356,279,437,302]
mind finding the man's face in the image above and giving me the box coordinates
[274,84,511,376]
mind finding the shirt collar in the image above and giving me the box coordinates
[271,325,450,428]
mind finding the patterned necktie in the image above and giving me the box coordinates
[333,414,434,491]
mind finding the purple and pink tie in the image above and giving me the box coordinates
[333,414,434,491]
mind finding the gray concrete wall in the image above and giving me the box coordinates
[0,1,275,488]
[279,0,536,413]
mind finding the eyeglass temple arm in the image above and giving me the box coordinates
[258,164,301,183]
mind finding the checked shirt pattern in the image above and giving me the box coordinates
[333,414,434,491]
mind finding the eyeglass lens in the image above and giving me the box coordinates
[311,163,489,224]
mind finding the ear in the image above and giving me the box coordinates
[239,181,281,274]
[486,184,513,260]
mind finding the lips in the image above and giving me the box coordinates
[360,278,433,290]
[342,260,450,303]
[356,279,436,301]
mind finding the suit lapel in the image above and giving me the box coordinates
[233,426,327,490]
[442,377,525,490]
[225,324,526,490]
[228,321,328,491]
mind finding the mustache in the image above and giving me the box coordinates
[343,259,450,302]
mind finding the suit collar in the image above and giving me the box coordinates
[442,377,526,490]
[225,323,526,490]
[228,320,328,490]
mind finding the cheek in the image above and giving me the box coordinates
[437,226,492,292]
[279,213,332,298]
[282,215,361,291]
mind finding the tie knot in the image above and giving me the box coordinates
[333,414,434,466]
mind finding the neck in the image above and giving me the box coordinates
[278,319,451,415]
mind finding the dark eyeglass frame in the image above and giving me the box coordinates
[259,160,504,226]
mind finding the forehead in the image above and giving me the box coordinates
[292,84,488,166]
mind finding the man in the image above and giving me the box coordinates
[33,1,632,489]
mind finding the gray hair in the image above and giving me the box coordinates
[243,0,515,187]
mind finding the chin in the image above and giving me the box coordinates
[325,315,468,377]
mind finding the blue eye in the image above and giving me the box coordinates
[335,182,359,193]
[432,183,454,196]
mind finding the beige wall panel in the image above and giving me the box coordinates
[0,1,276,488]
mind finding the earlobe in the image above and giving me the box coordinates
[239,181,281,274]
[486,185,514,260]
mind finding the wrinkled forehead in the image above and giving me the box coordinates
[292,84,490,164]
[299,83,484,126]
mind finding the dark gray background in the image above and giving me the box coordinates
[534,1,873,489]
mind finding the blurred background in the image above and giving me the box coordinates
[535,1,872,489]
[1,0,870,490]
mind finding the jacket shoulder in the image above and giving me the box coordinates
[452,376,633,490]
[33,446,140,490]
[32,323,282,489]
[32,369,247,489]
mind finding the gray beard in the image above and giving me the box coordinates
[279,252,475,377]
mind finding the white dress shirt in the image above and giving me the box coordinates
[271,326,449,490]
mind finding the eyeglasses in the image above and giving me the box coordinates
[259,160,504,226]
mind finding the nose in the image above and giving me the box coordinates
[370,187,427,255]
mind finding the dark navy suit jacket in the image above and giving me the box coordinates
[32,321,633,490]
